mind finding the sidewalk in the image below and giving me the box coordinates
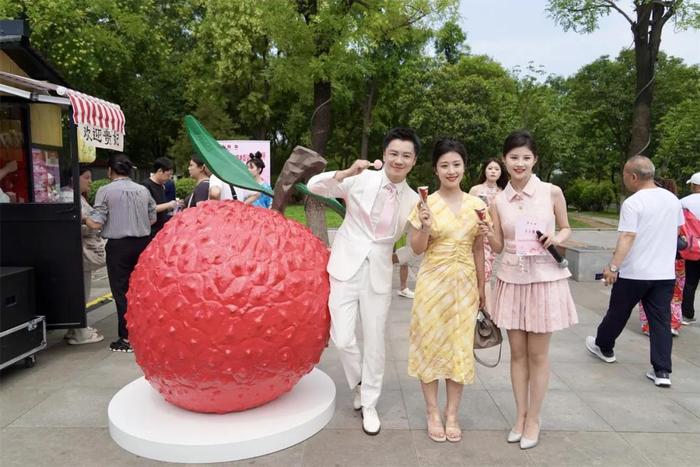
[1,269,699,466]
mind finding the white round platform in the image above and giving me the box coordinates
[108,368,336,463]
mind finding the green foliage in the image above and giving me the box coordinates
[88,179,110,205]
[434,19,468,64]
[656,95,700,184]
[2,0,697,203]
[566,179,616,211]
[175,178,196,200]
[283,205,343,228]
[547,1,700,33]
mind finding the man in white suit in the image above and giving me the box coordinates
[308,128,420,435]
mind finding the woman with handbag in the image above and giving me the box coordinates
[407,139,487,443]
[60,165,105,345]
[479,130,578,450]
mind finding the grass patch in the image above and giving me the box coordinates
[284,204,344,228]
[569,217,594,229]
[568,209,619,220]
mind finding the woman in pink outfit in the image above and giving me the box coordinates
[469,159,508,305]
[479,130,578,450]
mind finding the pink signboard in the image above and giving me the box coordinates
[217,140,271,185]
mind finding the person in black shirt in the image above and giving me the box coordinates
[143,157,176,238]
[164,178,176,202]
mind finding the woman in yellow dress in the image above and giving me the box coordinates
[408,139,487,443]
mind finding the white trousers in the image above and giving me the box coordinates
[329,260,392,409]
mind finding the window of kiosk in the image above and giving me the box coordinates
[1,102,76,204]
[30,103,75,204]
[0,103,29,203]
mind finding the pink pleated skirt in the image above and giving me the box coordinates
[491,278,578,333]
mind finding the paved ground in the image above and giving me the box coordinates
[1,265,699,466]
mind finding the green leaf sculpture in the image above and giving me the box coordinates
[294,183,346,218]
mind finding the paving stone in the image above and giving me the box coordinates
[489,389,613,432]
[0,427,161,467]
[10,386,118,428]
[621,432,700,466]
[578,392,700,433]
[301,429,419,467]
[524,431,651,466]
[411,430,532,466]
[402,388,508,431]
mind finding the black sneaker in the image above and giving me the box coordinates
[109,338,133,353]
[681,317,696,325]
[646,369,671,388]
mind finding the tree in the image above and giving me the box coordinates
[563,54,635,185]
[512,65,578,183]
[547,0,700,158]
[2,0,190,165]
[434,18,468,64]
[656,95,700,186]
[269,0,456,242]
[375,54,519,188]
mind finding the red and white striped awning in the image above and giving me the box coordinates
[0,71,126,151]
[63,89,125,134]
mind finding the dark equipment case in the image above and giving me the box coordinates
[0,267,47,369]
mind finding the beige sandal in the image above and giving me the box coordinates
[445,418,462,443]
[427,413,446,443]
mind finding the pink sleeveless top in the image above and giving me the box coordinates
[493,175,571,285]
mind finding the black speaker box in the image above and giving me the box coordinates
[1,267,36,332]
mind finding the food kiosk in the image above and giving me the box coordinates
[0,20,125,367]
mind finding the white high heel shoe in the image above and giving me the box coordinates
[507,430,522,443]
[519,419,541,450]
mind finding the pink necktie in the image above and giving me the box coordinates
[374,184,398,239]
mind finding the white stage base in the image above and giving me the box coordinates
[108,368,336,463]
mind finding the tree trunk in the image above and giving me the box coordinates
[629,37,654,157]
[311,80,332,152]
[628,3,669,158]
[360,78,377,160]
[305,79,333,245]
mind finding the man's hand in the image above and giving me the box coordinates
[603,265,618,286]
[334,159,372,182]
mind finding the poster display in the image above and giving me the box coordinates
[31,148,61,203]
[217,140,272,201]
[218,140,271,183]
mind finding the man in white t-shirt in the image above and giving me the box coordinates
[208,173,235,201]
[681,172,700,325]
[586,156,684,388]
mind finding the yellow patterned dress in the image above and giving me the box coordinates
[407,192,486,384]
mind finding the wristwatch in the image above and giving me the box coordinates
[608,263,619,273]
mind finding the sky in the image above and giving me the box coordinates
[458,0,700,77]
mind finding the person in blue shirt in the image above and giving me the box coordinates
[243,152,272,209]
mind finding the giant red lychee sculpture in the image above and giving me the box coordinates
[126,201,330,414]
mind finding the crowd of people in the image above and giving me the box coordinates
[309,127,699,450]
[67,126,698,450]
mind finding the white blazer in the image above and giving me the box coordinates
[308,169,419,294]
